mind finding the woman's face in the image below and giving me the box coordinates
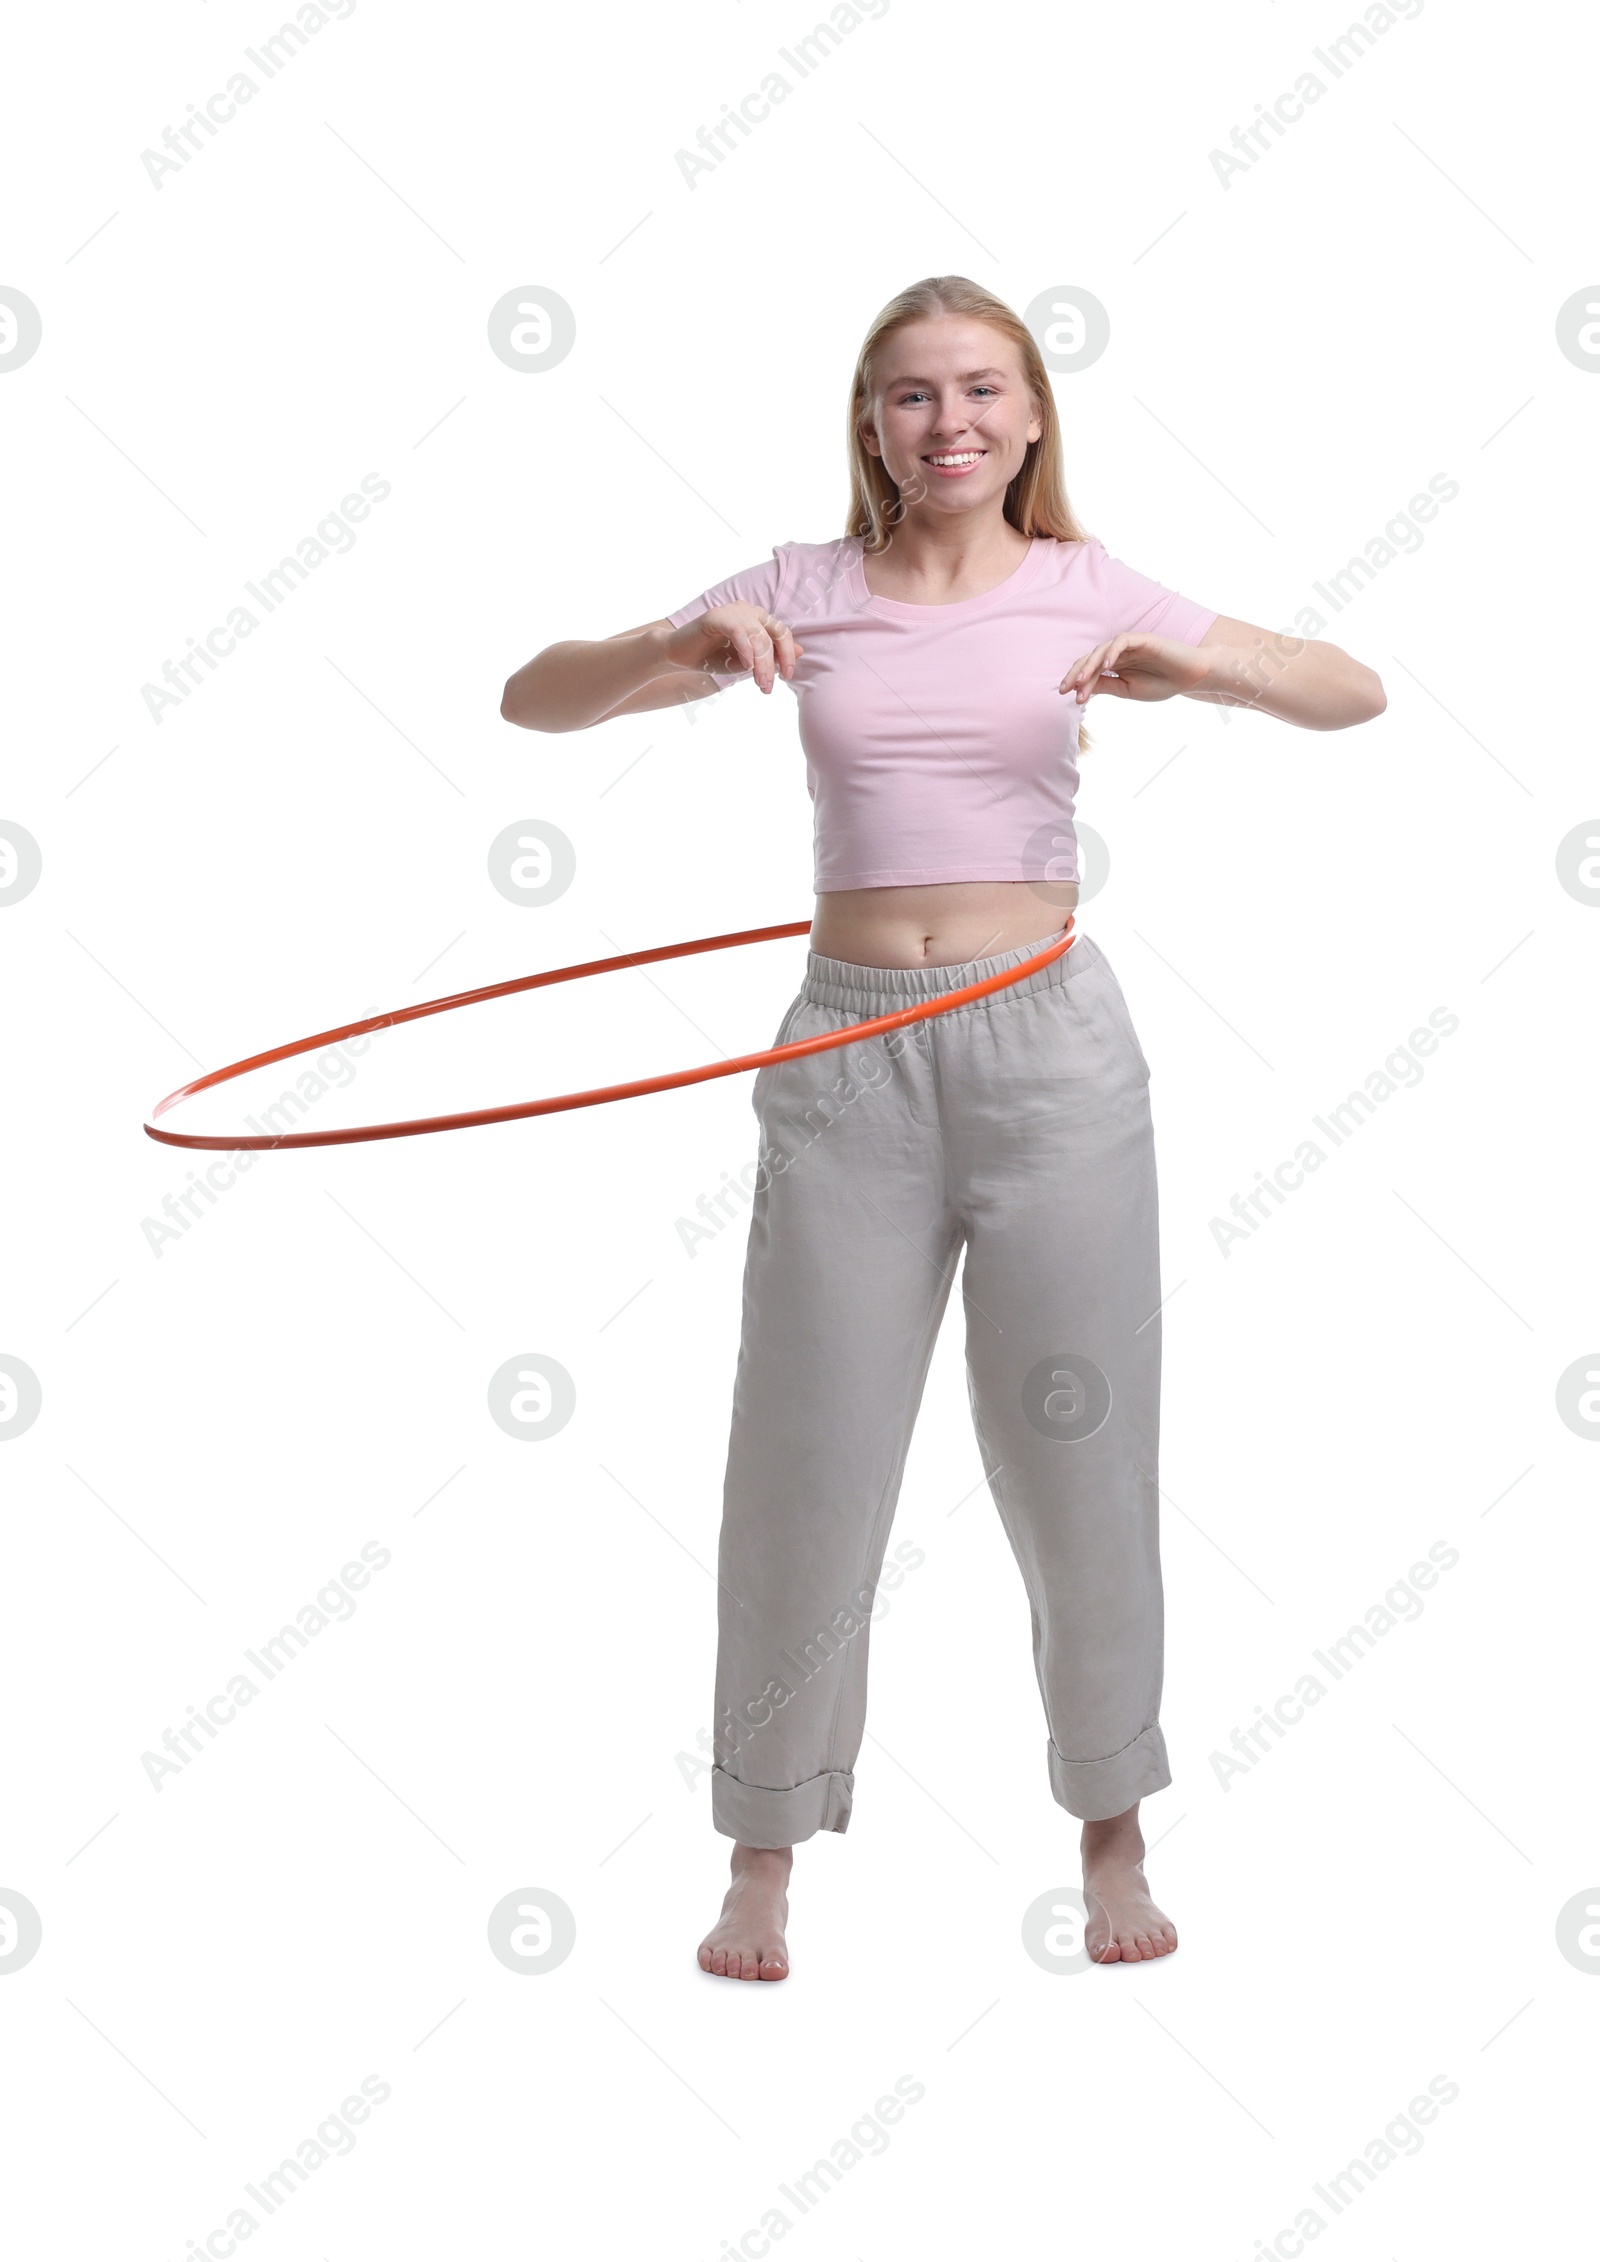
[860,315,1043,522]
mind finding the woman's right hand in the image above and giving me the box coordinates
[659,605,804,694]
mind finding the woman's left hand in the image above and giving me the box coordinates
[1058,632,1212,705]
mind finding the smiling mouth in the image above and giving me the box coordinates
[922,450,987,466]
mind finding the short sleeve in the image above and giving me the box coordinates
[1089,538,1218,648]
[665,547,791,688]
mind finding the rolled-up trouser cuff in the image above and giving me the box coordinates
[711,1766,854,1847]
[1048,1725,1171,1821]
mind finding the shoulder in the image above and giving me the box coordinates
[1029,534,1105,577]
[775,535,857,575]
[1034,535,1176,597]
[771,536,859,611]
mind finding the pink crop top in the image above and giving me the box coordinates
[665,534,1218,891]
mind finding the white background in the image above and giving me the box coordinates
[2,0,1595,2254]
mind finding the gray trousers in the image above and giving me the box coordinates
[710,928,1172,1844]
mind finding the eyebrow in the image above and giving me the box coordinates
[883,366,1011,387]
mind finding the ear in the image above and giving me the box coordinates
[859,422,883,460]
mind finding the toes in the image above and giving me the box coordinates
[1083,1894,1177,1965]
[699,1936,790,1980]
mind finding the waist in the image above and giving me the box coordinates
[800,921,1093,1015]
[808,879,1078,970]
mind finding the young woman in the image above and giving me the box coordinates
[501,276,1385,1981]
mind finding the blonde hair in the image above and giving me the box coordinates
[844,275,1100,751]
[845,275,1094,549]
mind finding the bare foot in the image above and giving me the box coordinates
[697,1844,792,1980]
[1081,1804,1178,1964]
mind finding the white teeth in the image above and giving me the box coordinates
[926,452,983,465]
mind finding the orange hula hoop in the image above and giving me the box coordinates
[143,915,1077,1152]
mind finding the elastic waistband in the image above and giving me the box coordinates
[800,926,1097,1015]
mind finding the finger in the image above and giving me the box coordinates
[728,619,778,687]
[1074,657,1134,705]
[749,613,787,691]
[725,625,764,684]
[1081,635,1128,700]
[746,620,778,692]
[766,614,801,679]
[1078,634,1145,701]
[1059,642,1113,698]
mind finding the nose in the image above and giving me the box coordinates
[929,396,986,442]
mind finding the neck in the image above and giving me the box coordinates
[871,501,1029,584]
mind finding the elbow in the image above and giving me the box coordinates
[501,666,579,733]
[500,679,551,731]
[1325,662,1384,728]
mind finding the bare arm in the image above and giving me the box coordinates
[500,619,700,733]
[1194,612,1386,729]
[500,608,804,733]
[1060,612,1386,731]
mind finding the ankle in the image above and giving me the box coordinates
[1080,1813,1145,1868]
[731,1842,793,1876]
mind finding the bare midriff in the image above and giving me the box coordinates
[808,879,1078,972]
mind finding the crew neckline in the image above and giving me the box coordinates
[848,533,1048,617]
